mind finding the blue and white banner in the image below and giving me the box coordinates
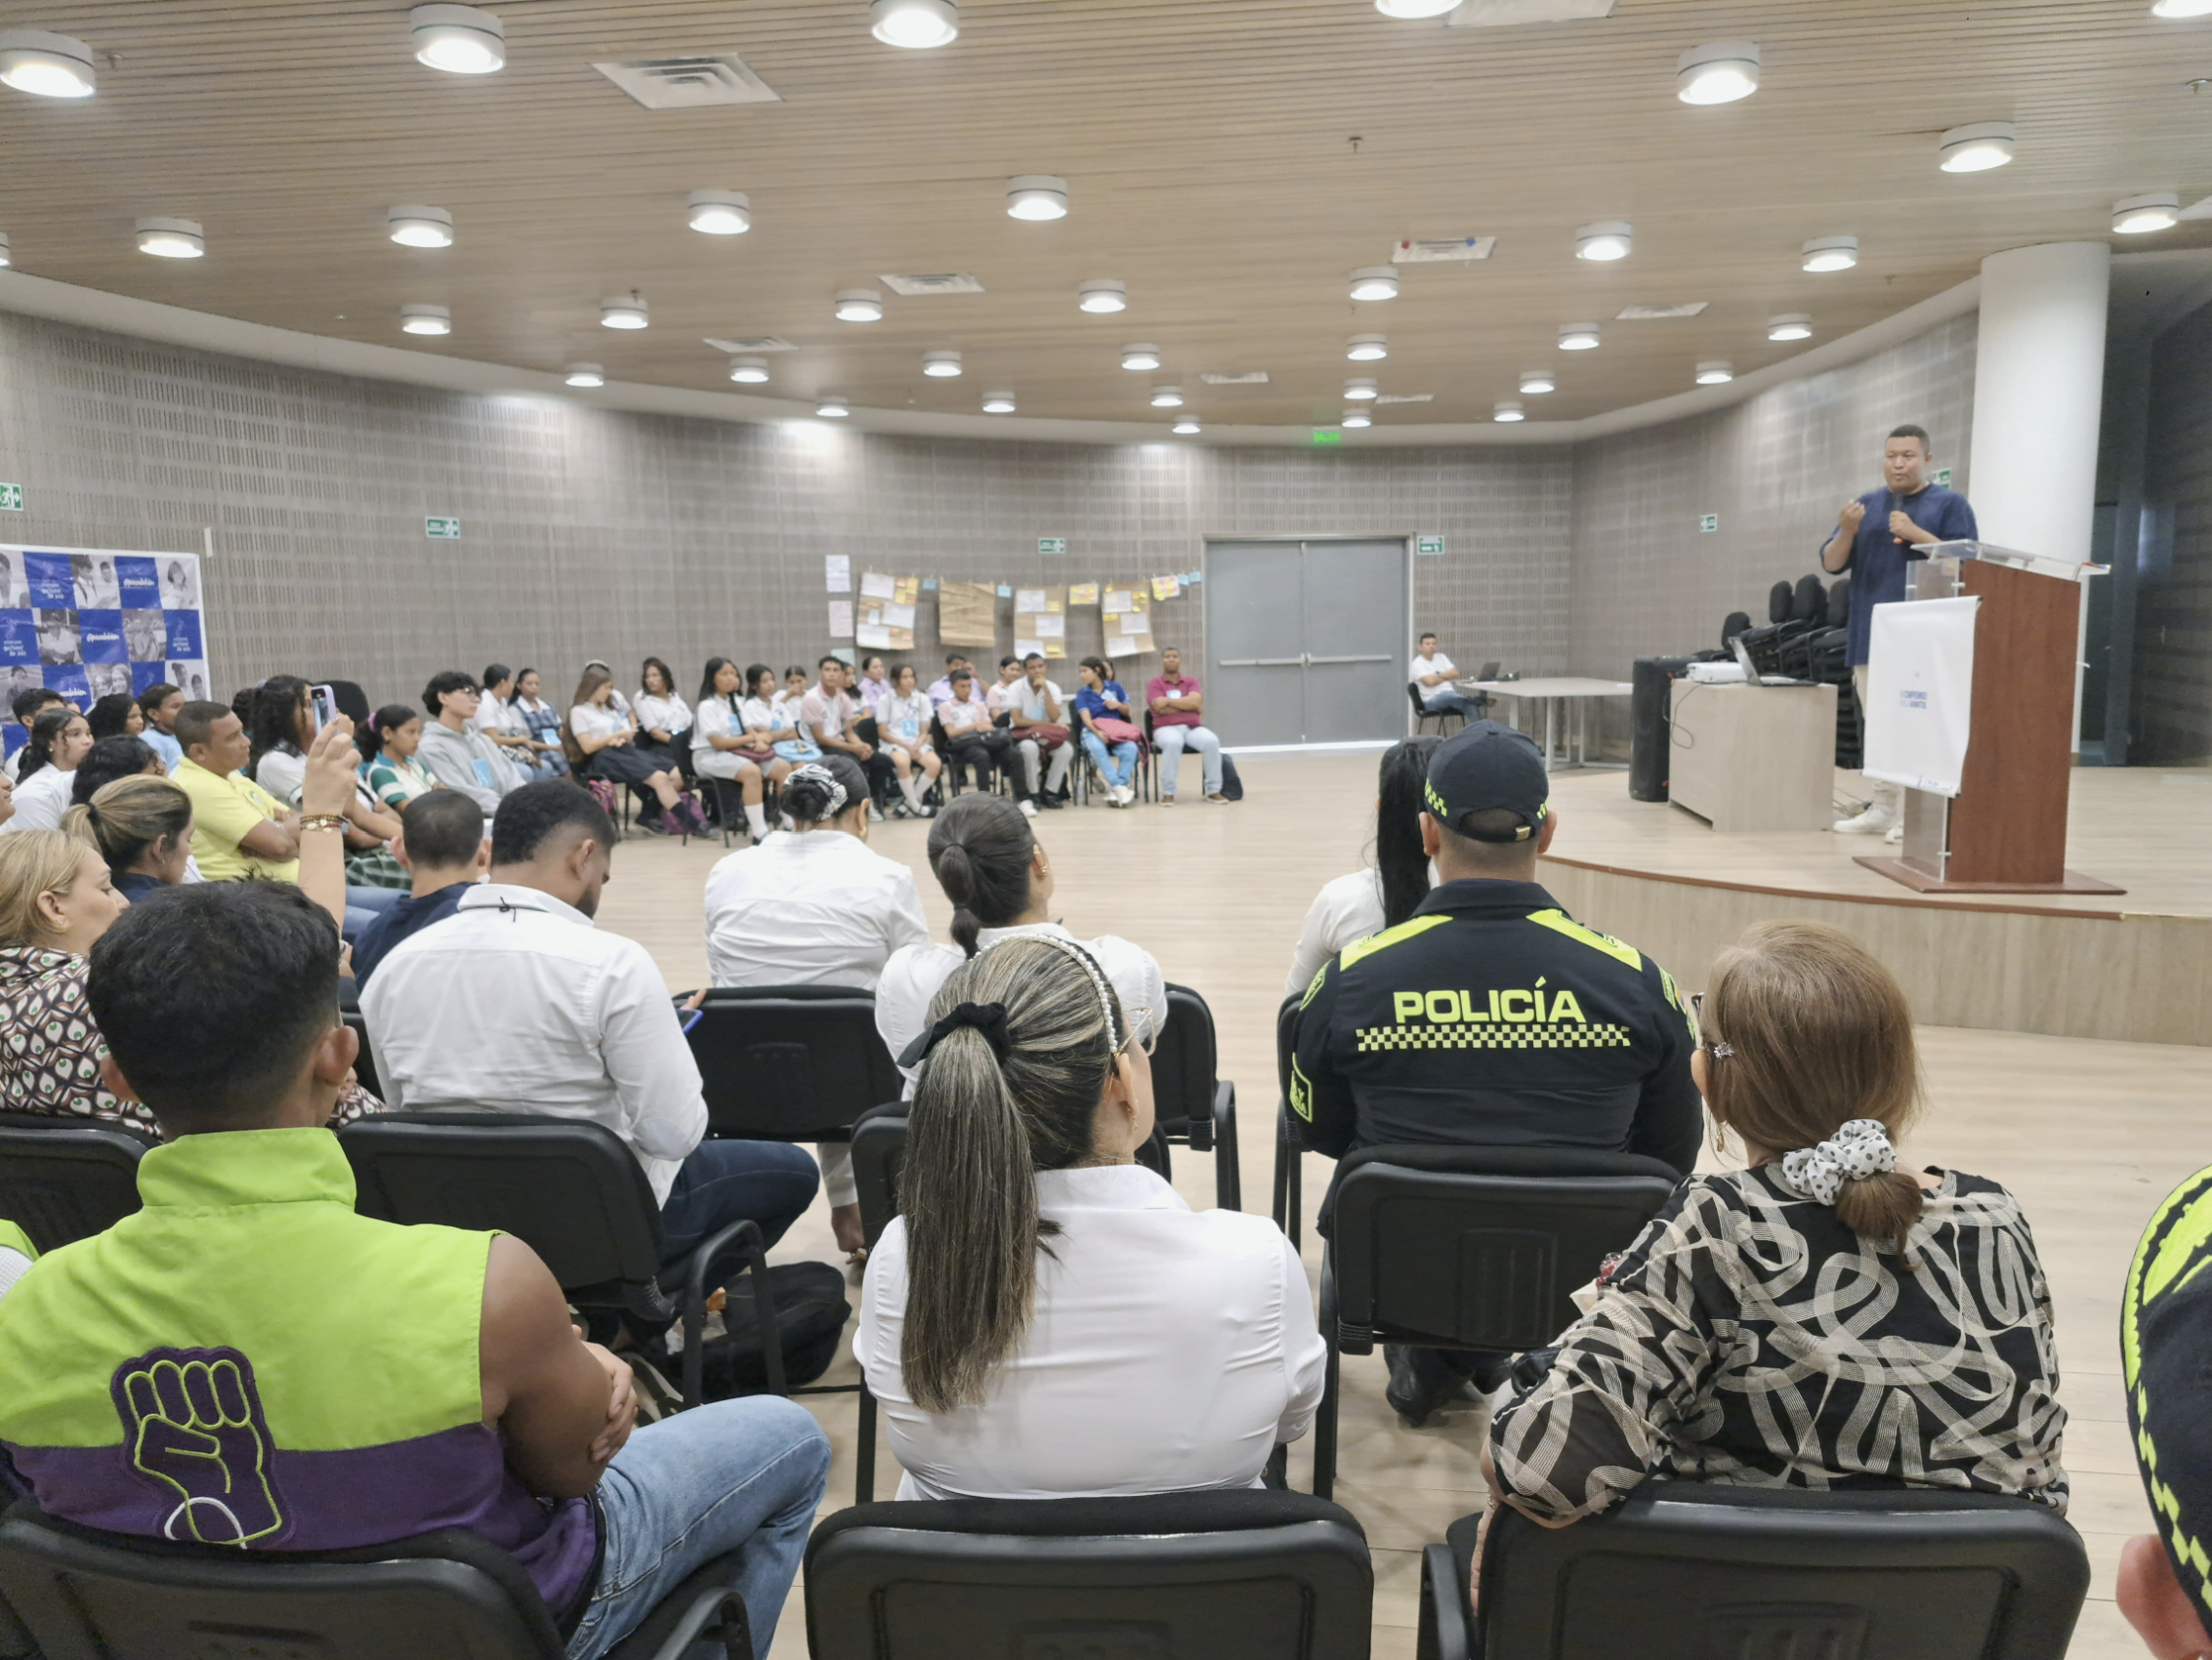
[0,545,209,761]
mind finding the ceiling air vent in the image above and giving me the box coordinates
[1200,372,1270,385]
[1616,303,1709,319]
[1375,393,1435,404]
[592,54,781,109]
[704,337,796,353]
[1392,237,1496,263]
[879,273,985,295]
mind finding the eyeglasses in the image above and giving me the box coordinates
[1689,992,1732,1060]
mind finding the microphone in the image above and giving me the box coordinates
[1885,489,1901,544]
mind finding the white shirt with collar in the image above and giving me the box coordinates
[1409,651,1458,706]
[877,922,1169,1091]
[4,765,77,833]
[359,883,707,1205]
[1012,679,1064,726]
[633,691,692,736]
[984,676,1024,717]
[702,830,931,991]
[857,1163,1327,1500]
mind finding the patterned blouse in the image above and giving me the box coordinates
[0,946,381,1134]
[1489,1165,2067,1520]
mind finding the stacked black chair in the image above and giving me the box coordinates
[1719,609,1752,650]
[1409,681,1469,737]
[339,1112,775,1411]
[0,1113,152,1252]
[1421,1483,2090,1660]
[806,1490,1372,1660]
[1311,1144,1678,1497]
[1151,983,1240,1212]
[0,1502,759,1660]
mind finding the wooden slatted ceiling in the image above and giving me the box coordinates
[0,0,2205,427]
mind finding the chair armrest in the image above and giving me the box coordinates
[679,1218,778,1409]
[628,1588,752,1660]
[1212,1080,1239,1213]
[1417,1541,1471,1660]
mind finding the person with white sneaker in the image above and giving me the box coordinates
[1146,647,1228,806]
[878,664,941,819]
[1819,424,1978,843]
[1009,653,1075,813]
[1071,655,1141,808]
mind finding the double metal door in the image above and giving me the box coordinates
[1203,539,1408,745]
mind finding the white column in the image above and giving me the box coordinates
[1965,241,2110,562]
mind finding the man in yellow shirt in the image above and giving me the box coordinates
[171,700,300,883]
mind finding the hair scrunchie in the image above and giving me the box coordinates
[898,1001,1010,1069]
[785,762,848,819]
[1774,1118,1895,1206]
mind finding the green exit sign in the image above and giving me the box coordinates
[1935,468,1953,487]
[1038,537,1066,556]
[0,483,22,512]
[1698,514,1719,533]
[1311,430,1342,445]
[1415,535,1445,557]
[425,517,461,540]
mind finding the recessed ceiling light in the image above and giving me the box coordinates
[2152,0,2212,16]
[1494,401,1525,423]
[600,294,648,329]
[1077,278,1126,313]
[1171,415,1201,434]
[1695,359,1733,385]
[729,356,770,384]
[1120,344,1160,371]
[835,288,884,322]
[816,394,850,418]
[1676,41,1759,104]
[1938,121,2015,173]
[1768,312,1813,341]
[0,232,12,269]
[1006,175,1068,221]
[923,350,963,378]
[135,218,204,259]
[1559,322,1600,351]
[1801,235,1858,272]
[1574,221,1632,261]
[1149,386,1185,407]
[400,303,451,336]
[1342,407,1373,428]
[1519,369,1555,394]
[871,0,958,48]
[387,205,454,248]
[1344,378,1378,400]
[0,30,96,98]
[1376,0,1463,16]
[411,4,504,73]
[1347,334,1388,361]
[1350,266,1398,302]
[982,391,1017,414]
[2113,192,2181,234]
[564,362,604,387]
[688,189,751,234]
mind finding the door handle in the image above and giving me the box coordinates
[1305,654,1392,665]
[1219,657,1304,667]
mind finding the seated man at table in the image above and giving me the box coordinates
[1410,632,1484,722]
[0,882,830,1659]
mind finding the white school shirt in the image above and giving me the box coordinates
[880,691,933,749]
[3,764,75,833]
[568,702,631,745]
[465,694,506,738]
[1409,652,1458,706]
[857,1163,1327,1500]
[359,884,706,1205]
[1012,679,1064,725]
[984,677,1025,716]
[1282,865,1441,995]
[856,676,895,725]
[741,696,787,735]
[691,695,745,758]
[254,748,307,807]
[939,694,991,738]
[633,691,692,737]
[876,923,1169,1091]
[702,831,930,991]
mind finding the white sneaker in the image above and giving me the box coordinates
[1114,784,1135,807]
[1019,799,1039,819]
[1884,822,1904,844]
[1831,806,1896,835]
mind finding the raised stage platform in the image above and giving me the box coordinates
[1536,765,2212,1048]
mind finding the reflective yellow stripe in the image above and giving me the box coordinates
[1338,913,1450,971]
[1525,908,1642,971]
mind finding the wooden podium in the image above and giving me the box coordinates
[1856,544,2123,895]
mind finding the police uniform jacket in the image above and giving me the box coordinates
[1289,878,1701,1174]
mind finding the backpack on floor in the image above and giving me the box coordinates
[1219,753,1243,802]
[700,1261,853,1398]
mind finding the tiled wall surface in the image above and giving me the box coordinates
[2131,301,2212,763]
[0,311,1572,709]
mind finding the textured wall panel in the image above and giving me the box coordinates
[2132,302,2212,764]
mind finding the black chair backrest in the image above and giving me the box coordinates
[1720,609,1751,647]
[1479,1483,2089,1660]
[0,1115,151,1253]
[0,1507,564,1660]
[1150,983,1219,1141]
[339,1112,667,1307]
[1766,578,1793,623]
[806,1490,1372,1660]
[1827,575,1852,629]
[1790,572,1825,623]
[852,1105,908,1250]
[1406,681,1426,716]
[342,1010,382,1100]
[688,986,903,1141]
[1330,1144,1679,1351]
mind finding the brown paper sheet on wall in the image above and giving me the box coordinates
[937,580,1000,647]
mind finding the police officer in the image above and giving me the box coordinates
[1289,721,1703,1421]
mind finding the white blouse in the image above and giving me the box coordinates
[857,1163,1326,1501]
[691,696,743,756]
[741,695,785,734]
[1282,864,1437,996]
[879,691,934,749]
[633,691,692,736]
[4,764,76,833]
[702,830,930,990]
[567,702,631,744]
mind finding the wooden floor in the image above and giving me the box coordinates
[593,748,2208,1659]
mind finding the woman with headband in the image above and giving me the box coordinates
[856,934,1325,1499]
[1482,921,2065,1567]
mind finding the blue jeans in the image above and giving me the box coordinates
[565,1396,831,1660]
[1081,730,1138,790]
[1422,689,1484,721]
[658,1140,820,1270]
[1155,724,1222,798]
[342,884,404,940]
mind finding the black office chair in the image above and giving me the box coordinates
[1151,983,1239,1212]
[806,1490,1373,1660]
[1421,1483,2090,1660]
[685,985,903,1144]
[341,1010,382,1099]
[1720,608,1752,649]
[339,1112,775,1411]
[1409,681,1468,737]
[1312,1144,1679,1497]
[1272,992,1307,1249]
[0,1114,152,1252]
[0,1503,758,1660]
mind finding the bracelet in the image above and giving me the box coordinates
[298,813,349,834]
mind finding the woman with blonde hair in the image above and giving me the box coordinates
[65,774,194,898]
[565,665,701,836]
[1486,919,2066,1535]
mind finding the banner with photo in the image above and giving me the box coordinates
[0,544,209,762]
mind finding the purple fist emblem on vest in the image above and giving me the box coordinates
[112,1348,286,1546]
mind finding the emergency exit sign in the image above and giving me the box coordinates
[0,483,22,512]
[1416,535,1445,557]
[425,517,461,539]
[1038,537,1066,556]
[1935,469,1953,487]
[1699,514,1720,533]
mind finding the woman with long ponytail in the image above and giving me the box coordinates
[1284,735,1438,995]
[856,936,1325,1496]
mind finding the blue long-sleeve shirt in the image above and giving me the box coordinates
[1828,484,1978,666]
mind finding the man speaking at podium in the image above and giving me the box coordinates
[1819,424,1977,839]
